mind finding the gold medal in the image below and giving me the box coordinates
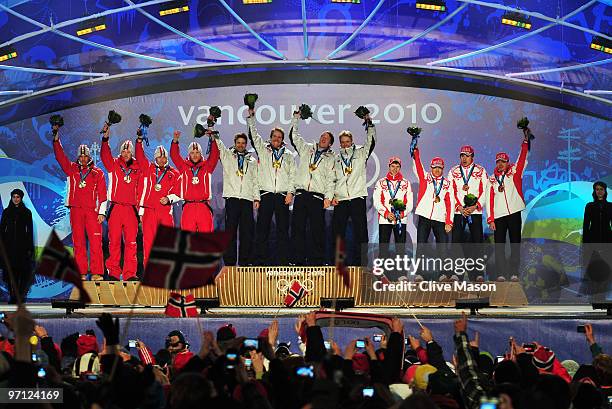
[309,163,317,172]
[462,184,469,191]
[498,185,504,192]
[78,181,86,189]
[434,195,441,203]
[124,175,131,184]
[192,176,200,185]
[236,170,244,177]
[273,160,281,169]
[154,184,162,192]
[344,166,352,175]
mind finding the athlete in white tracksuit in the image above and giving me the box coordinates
[331,114,376,266]
[288,112,336,266]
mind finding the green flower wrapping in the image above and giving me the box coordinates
[390,198,406,212]
[464,193,478,207]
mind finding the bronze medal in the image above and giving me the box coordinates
[154,184,162,192]
[309,163,317,172]
[462,184,469,191]
[434,196,441,203]
[498,185,504,192]
[345,166,352,175]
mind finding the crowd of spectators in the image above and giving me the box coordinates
[0,307,610,409]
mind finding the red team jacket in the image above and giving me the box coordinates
[169,140,220,202]
[53,140,108,213]
[101,138,143,206]
[135,140,180,210]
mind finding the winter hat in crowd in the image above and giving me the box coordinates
[76,332,98,357]
[495,152,510,162]
[154,145,168,160]
[10,189,24,199]
[258,328,269,339]
[217,324,237,342]
[533,346,555,371]
[77,144,91,158]
[403,364,420,384]
[166,330,189,348]
[478,352,495,376]
[120,140,134,155]
[71,351,100,378]
[188,142,202,156]
[414,364,438,390]
[352,353,370,374]
[389,383,413,401]
[561,360,580,379]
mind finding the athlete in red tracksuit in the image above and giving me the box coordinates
[135,136,180,267]
[53,129,107,280]
[170,130,219,232]
[100,124,143,281]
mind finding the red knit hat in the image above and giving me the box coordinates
[495,152,510,162]
[430,157,445,168]
[217,324,237,342]
[532,346,555,371]
[76,334,98,357]
[352,353,370,374]
[460,145,474,156]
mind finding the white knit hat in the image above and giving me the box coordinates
[120,140,134,155]
[77,144,91,157]
[154,145,168,159]
[188,142,202,155]
[71,352,100,378]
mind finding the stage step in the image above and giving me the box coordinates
[70,267,528,307]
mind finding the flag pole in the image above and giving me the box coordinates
[0,236,24,306]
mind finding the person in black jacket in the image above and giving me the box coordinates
[0,189,34,304]
[583,181,612,243]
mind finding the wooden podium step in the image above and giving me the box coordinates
[70,267,528,307]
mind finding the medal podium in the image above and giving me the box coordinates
[71,266,528,308]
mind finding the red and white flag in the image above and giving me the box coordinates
[37,230,91,303]
[284,280,307,308]
[165,292,198,317]
[143,225,231,289]
[335,236,350,288]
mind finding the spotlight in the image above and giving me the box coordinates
[501,11,532,30]
[243,0,272,3]
[592,302,612,316]
[416,0,446,12]
[76,17,106,36]
[159,0,189,16]
[455,298,491,316]
[194,297,220,315]
[590,36,612,54]
[331,0,360,3]
[51,300,86,315]
[0,46,17,62]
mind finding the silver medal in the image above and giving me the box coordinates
[154,183,162,192]
[78,181,86,189]
[192,176,200,185]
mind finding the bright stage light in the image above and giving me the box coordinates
[159,0,189,16]
[501,12,532,30]
[243,0,272,4]
[590,36,612,55]
[416,0,446,12]
[331,0,361,3]
[76,17,107,36]
[0,46,17,62]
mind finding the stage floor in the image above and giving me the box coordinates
[4,303,609,319]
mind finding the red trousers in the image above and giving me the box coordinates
[106,203,139,280]
[70,207,103,276]
[142,206,174,267]
[181,202,213,233]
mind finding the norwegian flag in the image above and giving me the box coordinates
[284,280,307,308]
[165,292,198,317]
[335,236,350,288]
[37,230,91,303]
[143,225,231,289]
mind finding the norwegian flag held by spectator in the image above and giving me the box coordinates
[165,292,198,317]
[37,230,91,303]
[335,236,350,288]
[284,280,307,307]
[143,225,231,289]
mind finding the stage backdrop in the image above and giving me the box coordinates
[0,83,610,301]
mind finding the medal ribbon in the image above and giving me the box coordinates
[460,165,474,187]
[311,148,327,168]
[79,166,92,183]
[155,166,168,185]
[272,147,285,165]
[495,173,505,189]
[120,166,133,179]
[237,152,246,172]
[191,166,201,178]
[386,179,401,201]
[432,177,444,199]
[340,146,355,171]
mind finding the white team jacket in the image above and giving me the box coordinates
[447,163,488,215]
[373,176,413,225]
[333,125,376,201]
[247,116,296,195]
[214,137,260,202]
[412,148,454,225]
